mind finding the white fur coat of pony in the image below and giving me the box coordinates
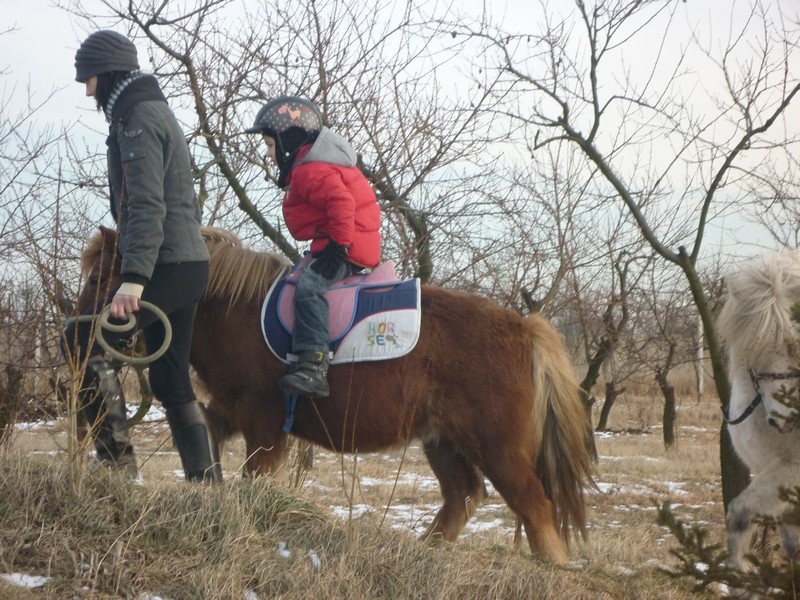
[717,250,800,570]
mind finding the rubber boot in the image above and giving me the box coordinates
[165,401,223,483]
[85,356,138,477]
[278,350,330,398]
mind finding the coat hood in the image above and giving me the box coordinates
[297,127,357,168]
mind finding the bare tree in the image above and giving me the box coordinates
[448,0,800,505]
[637,263,701,448]
[0,22,84,426]
[59,0,523,287]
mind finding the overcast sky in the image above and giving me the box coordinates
[3,1,87,125]
[3,0,798,254]
[6,0,794,123]
[5,1,797,133]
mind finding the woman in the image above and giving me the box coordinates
[63,30,220,482]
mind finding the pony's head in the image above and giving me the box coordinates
[76,225,120,314]
[718,250,800,432]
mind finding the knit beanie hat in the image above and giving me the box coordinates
[74,30,139,82]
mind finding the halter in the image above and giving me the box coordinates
[723,367,800,425]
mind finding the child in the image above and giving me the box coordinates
[246,96,381,397]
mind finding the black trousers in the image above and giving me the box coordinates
[63,261,209,409]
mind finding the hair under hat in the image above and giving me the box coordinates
[74,30,139,82]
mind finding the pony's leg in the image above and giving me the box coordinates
[242,433,290,477]
[204,402,235,456]
[421,437,486,542]
[482,450,568,563]
[726,465,796,570]
[237,393,290,477]
[513,518,523,548]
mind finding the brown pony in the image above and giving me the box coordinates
[77,225,594,563]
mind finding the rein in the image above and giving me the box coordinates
[723,367,800,425]
[64,301,172,366]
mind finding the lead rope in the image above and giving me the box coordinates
[64,301,172,366]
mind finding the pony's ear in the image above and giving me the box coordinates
[98,225,117,245]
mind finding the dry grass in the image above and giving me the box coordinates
[0,390,726,599]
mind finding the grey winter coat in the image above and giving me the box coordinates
[106,75,208,286]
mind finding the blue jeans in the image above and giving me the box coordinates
[292,258,354,354]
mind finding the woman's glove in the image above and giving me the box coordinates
[310,242,348,279]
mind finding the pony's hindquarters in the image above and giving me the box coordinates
[471,313,592,562]
[410,287,592,562]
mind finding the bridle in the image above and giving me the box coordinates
[723,367,800,425]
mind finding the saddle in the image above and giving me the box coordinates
[261,255,421,364]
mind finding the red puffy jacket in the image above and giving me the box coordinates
[282,129,381,268]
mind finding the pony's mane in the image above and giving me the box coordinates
[80,227,117,278]
[81,226,290,305]
[717,250,800,355]
[201,227,290,305]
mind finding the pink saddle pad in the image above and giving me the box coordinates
[279,256,402,338]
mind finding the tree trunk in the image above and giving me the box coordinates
[655,359,676,449]
[694,314,704,402]
[596,381,618,431]
[676,251,750,509]
[581,391,598,461]
[662,385,676,448]
[0,366,23,443]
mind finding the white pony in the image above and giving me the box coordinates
[717,250,800,570]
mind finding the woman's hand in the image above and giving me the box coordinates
[110,293,140,319]
[110,282,145,319]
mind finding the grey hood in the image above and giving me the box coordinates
[297,126,357,168]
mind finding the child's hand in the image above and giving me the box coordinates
[310,242,348,279]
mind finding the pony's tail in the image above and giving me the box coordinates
[526,314,594,545]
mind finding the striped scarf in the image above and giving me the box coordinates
[104,70,145,122]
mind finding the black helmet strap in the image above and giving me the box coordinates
[274,128,317,188]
